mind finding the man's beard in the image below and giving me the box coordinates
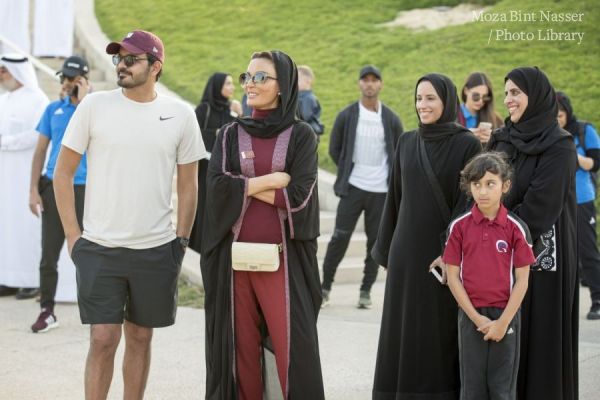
[117,68,148,89]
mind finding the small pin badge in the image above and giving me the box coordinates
[241,151,255,159]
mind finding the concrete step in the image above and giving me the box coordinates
[318,232,367,259]
[88,68,105,82]
[91,80,117,91]
[36,70,61,101]
[318,256,385,285]
[39,57,64,70]
[320,210,364,235]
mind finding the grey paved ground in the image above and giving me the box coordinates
[1,283,599,399]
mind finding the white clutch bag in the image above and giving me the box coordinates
[231,242,282,272]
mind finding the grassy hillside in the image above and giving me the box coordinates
[96,0,598,171]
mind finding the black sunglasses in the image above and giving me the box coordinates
[59,75,78,83]
[112,54,149,67]
[471,92,492,103]
[239,71,277,86]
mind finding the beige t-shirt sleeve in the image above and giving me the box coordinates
[62,95,92,154]
[177,105,207,164]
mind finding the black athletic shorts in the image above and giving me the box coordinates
[71,237,185,327]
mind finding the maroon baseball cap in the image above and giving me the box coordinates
[106,30,164,63]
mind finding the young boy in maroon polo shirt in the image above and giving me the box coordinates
[442,152,535,400]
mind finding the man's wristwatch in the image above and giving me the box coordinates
[177,236,190,248]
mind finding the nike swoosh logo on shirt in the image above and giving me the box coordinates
[159,116,175,121]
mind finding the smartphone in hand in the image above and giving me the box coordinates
[430,265,444,283]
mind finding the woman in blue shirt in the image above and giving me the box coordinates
[458,72,503,145]
[557,90,600,320]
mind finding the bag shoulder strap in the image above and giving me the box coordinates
[418,136,451,223]
[203,104,211,132]
[577,121,589,151]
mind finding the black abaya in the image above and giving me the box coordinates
[199,50,324,400]
[189,73,236,253]
[200,122,323,399]
[371,73,481,399]
[372,130,481,399]
[487,66,578,400]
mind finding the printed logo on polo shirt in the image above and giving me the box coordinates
[54,108,64,115]
[496,240,508,253]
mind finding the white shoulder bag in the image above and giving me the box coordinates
[231,242,282,272]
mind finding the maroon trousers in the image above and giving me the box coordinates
[234,256,288,400]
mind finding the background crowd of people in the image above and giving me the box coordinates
[0,18,598,400]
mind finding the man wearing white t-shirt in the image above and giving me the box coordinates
[54,30,207,399]
[324,65,403,308]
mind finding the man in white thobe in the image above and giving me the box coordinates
[0,0,30,54]
[33,0,74,58]
[0,54,49,298]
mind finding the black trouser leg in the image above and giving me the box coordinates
[458,308,520,400]
[39,177,84,310]
[360,191,386,292]
[486,308,520,400]
[458,309,489,400]
[321,186,364,291]
[578,202,600,302]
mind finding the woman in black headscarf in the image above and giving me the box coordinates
[200,51,324,399]
[488,67,578,400]
[371,73,481,399]
[189,73,241,252]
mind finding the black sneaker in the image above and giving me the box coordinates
[321,289,330,308]
[0,285,18,296]
[31,308,59,333]
[587,302,600,320]
[358,290,372,309]
[15,288,40,300]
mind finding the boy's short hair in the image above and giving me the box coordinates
[298,65,314,81]
[460,151,513,196]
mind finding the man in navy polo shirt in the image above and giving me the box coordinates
[28,55,90,333]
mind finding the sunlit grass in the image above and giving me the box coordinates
[96,0,598,172]
[177,276,204,309]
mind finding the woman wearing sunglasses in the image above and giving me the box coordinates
[459,72,504,144]
[188,73,241,253]
[200,51,324,399]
